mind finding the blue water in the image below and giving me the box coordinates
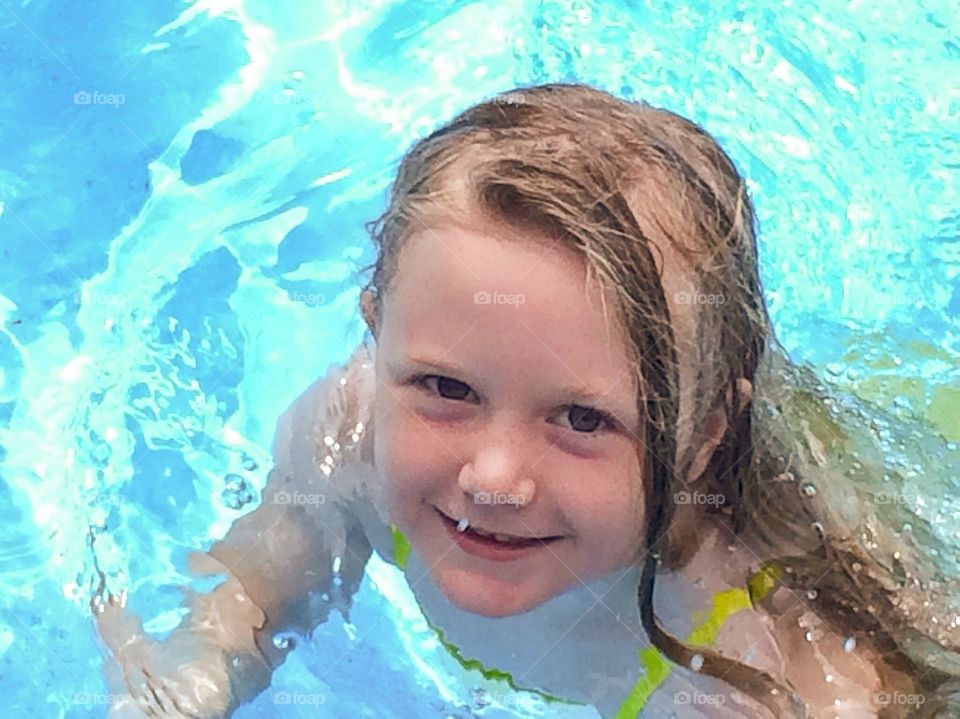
[0,1,957,716]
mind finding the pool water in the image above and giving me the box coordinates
[0,0,957,716]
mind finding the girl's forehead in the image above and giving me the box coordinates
[384,225,641,403]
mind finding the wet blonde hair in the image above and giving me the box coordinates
[360,82,960,717]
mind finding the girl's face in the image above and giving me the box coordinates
[370,221,646,617]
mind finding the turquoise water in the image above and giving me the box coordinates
[0,0,957,716]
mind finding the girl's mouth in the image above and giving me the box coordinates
[435,508,563,550]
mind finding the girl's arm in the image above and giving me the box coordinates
[94,350,374,717]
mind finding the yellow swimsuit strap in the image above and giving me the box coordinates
[389,524,782,716]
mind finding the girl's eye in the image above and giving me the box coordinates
[414,374,615,437]
[416,374,474,402]
[563,405,615,435]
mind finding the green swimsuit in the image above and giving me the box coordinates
[389,524,782,717]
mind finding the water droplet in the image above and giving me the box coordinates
[811,522,825,538]
[273,634,292,650]
[852,562,863,572]
[902,523,913,533]
[804,631,814,641]
[241,455,258,472]
[801,483,817,497]
[807,589,818,600]
[689,653,704,671]
[843,636,857,652]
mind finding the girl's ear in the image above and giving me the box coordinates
[684,378,752,484]
[360,289,379,338]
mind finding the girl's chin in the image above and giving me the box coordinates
[431,564,551,618]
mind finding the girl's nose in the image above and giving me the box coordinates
[457,446,537,508]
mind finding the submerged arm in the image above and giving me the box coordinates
[94,350,374,717]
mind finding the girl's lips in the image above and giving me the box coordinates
[438,511,562,562]
[434,507,564,545]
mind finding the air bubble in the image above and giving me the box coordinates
[801,483,817,497]
[806,589,818,600]
[273,634,292,650]
[241,455,258,472]
[843,636,856,652]
[689,653,704,671]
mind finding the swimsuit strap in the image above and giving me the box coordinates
[389,524,782,716]
[614,561,782,718]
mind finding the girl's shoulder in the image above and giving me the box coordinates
[714,591,915,717]
[268,342,392,543]
[308,343,396,564]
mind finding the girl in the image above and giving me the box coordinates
[92,83,960,718]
